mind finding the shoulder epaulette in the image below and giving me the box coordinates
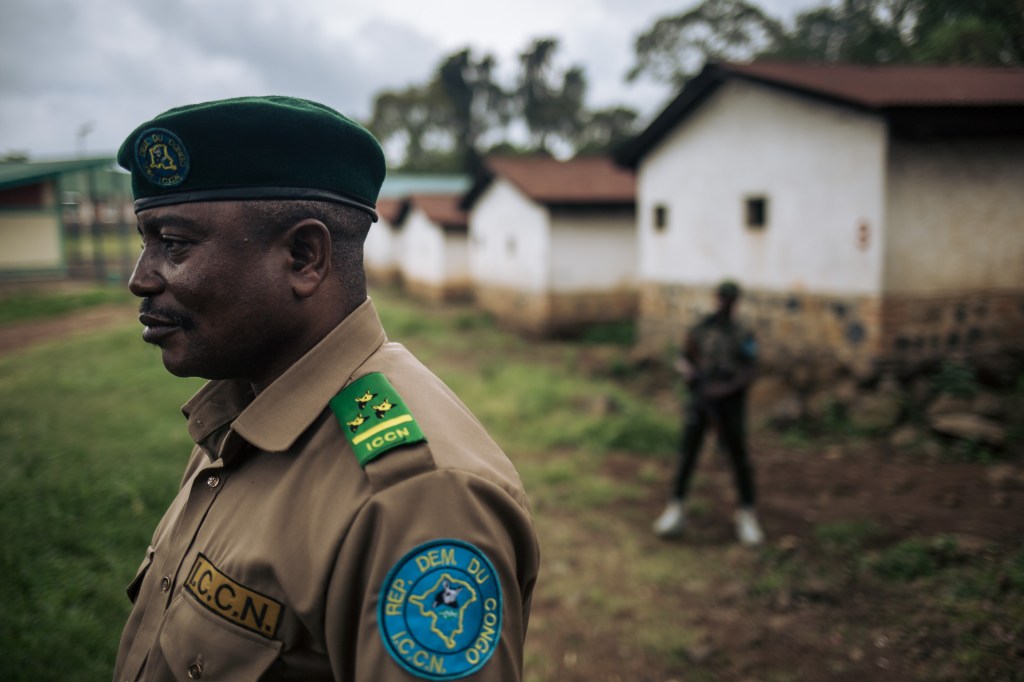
[329,372,427,468]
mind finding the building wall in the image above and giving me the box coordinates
[637,79,887,296]
[884,136,1024,293]
[399,207,471,301]
[468,178,550,292]
[638,282,883,370]
[474,285,638,336]
[0,179,61,274]
[400,207,446,287]
[879,290,1024,364]
[469,187,638,333]
[473,286,551,335]
[0,211,63,271]
[364,218,401,283]
[876,136,1024,361]
[444,229,471,286]
[549,206,637,292]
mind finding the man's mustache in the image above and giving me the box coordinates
[139,298,196,331]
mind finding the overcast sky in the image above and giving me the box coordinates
[0,0,822,161]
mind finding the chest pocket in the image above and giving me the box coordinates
[151,591,283,680]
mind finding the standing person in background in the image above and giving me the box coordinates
[113,96,539,681]
[653,280,764,546]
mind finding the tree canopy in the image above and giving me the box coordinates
[628,0,1024,86]
[367,39,639,172]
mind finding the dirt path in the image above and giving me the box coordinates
[0,304,137,357]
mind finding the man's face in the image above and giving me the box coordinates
[129,201,298,382]
[716,292,737,317]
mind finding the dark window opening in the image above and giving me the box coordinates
[745,196,768,229]
[653,204,667,232]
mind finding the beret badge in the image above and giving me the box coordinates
[135,128,190,188]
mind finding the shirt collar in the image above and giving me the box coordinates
[181,298,387,457]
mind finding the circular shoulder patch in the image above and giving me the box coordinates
[135,128,190,187]
[378,539,503,680]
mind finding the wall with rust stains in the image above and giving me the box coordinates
[364,215,401,283]
[636,282,883,368]
[637,282,1024,372]
[474,284,637,336]
[883,136,1024,293]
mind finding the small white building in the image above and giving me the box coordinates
[463,155,637,336]
[617,62,1024,370]
[363,197,403,284]
[396,193,472,302]
[363,174,470,285]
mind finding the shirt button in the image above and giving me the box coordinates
[206,474,220,489]
[160,576,171,592]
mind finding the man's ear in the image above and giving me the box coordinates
[283,219,332,298]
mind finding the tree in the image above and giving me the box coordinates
[627,0,785,86]
[767,0,914,63]
[368,37,633,170]
[437,49,511,173]
[368,48,510,172]
[628,0,1023,86]
[368,84,453,172]
[910,0,1024,65]
[517,38,588,153]
[574,106,640,156]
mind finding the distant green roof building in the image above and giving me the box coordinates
[378,173,470,199]
[0,157,133,281]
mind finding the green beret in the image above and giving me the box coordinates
[117,96,386,220]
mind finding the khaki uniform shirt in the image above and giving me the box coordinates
[113,299,539,682]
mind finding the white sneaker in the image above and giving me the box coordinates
[735,508,764,546]
[653,500,686,537]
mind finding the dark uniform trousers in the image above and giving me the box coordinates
[671,389,756,507]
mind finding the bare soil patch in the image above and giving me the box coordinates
[527,430,1024,682]
[0,304,136,357]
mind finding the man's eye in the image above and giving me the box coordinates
[160,236,190,251]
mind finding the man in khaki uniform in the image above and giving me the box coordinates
[113,96,539,681]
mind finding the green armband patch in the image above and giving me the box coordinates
[330,372,427,468]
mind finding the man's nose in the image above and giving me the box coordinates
[128,249,163,298]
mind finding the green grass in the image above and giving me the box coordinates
[0,325,202,681]
[0,285,134,325]
[864,535,962,581]
[814,519,885,556]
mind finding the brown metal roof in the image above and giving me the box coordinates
[375,197,403,224]
[406,193,467,229]
[726,62,1024,107]
[481,155,635,205]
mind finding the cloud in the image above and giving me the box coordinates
[0,0,823,158]
[0,0,443,156]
